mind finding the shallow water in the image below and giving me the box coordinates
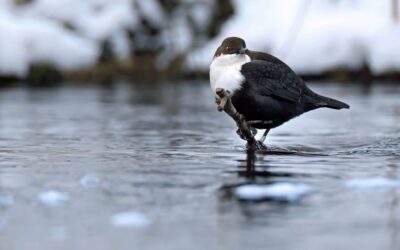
[0,81,399,250]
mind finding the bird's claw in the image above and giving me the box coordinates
[236,129,246,140]
[236,127,256,140]
[215,96,221,105]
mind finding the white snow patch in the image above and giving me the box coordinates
[80,174,101,187]
[0,0,140,77]
[136,0,165,27]
[0,7,98,76]
[345,177,400,190]
[234,183,314,202]
[368,26,400,74]
[38,190,70,207]
[74,1,138,41]
[110,211,151,229]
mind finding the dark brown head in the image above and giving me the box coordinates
[213,37,248,58]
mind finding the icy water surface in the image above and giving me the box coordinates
[0,82,399,250]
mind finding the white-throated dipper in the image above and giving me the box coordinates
[210,37,349,143]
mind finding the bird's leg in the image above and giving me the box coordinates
[259,129,270,144]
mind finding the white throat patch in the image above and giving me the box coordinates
[209,54,251,94]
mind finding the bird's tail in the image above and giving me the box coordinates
[313,94,350,110]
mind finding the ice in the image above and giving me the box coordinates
[345,177,400,190]
[234,183,314,202]
[80,174,101,187]
[38,190,70,207]
[110,211,151,228]
[0,195,13,206]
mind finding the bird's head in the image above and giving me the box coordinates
[213,37,248,59]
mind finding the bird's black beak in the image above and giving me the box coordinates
[239,48,248,54]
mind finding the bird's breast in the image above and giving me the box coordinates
[209,54,250,94]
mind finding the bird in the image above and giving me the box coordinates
[209,37,349,143]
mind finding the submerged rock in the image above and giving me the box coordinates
[234,183,314,202]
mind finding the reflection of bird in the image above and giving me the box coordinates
[210,37,349,143]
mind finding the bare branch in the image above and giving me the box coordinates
[215,88,265,149]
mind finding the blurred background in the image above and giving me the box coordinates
[0,1,400,250]
[1,0,399,84]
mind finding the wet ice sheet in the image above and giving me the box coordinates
[345,177,400,190]
[0,82,398,250]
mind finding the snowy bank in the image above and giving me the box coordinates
[187,0,400,75]
[0,0,216,79]
[1,0,399,79]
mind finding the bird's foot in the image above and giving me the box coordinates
[215,96,221,105]
[256,141,268,150]
[250,127,257,136]
[215,89,231,112]
[236,128,246,140]
[237,126,257,139]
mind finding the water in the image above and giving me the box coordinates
[0,82,398,250]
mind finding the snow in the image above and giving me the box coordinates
[38,190,70,207]
[345,177,400,190]
[80,174,101,187]
[234,183,314,202]
[1,0,399,77]
[187,0,400,75]
[110,211,151,228]
[0,0,136,76]
[369,26,400,73]
[136,0,165,28]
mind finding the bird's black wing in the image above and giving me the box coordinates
[240,60,304,103]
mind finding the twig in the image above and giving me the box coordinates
[215,88,265,149]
